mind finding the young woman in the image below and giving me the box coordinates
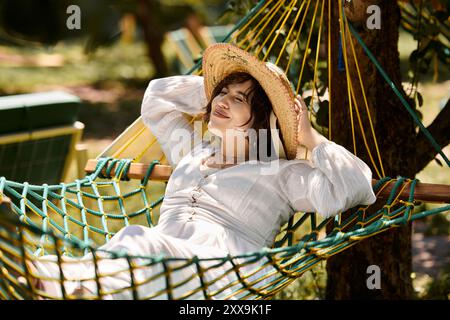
[29,43,376,299]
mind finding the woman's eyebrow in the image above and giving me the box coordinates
[224,85,249,100]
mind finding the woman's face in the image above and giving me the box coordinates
[207,80,255,138]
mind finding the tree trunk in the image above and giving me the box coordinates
[325,0,416,299]
[136,0,168,77]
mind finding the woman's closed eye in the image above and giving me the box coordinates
[219,90,245,103]
[235,96,244,103]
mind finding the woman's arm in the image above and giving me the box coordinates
[141,75,207,167]
[278,141,377,218]
[277,96,376,218]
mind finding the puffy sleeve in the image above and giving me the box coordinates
[277,141,377,219]
[141,75,208,167]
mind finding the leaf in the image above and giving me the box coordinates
[416,91,424,107]
[434,157,443,167]
[303,96,312,107]
[409,49,421,65]
[414,108,423,121]
[316,100,329,128]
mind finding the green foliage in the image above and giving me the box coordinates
[0,41,153,95]
[160,0,229,25]
[422,262,450,300]
[274,262,327,300]
[399,0,450,91]
[0,0,123,49]
[424,214,450,236]
[0,0,226,55]
[220,0,258,23]
[0,0,68,45]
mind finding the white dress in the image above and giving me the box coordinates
[33,75,377,300]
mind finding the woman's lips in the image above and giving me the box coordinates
[213,110,230,118]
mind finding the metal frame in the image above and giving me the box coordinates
[0,121,85,182]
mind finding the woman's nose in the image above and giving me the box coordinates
[217,97,230,109]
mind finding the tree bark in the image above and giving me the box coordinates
[136,0,168,77]
[325,0,416,299]
[414,98,450,173]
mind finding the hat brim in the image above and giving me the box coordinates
[202,43,298,160]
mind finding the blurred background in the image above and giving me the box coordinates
[0,0,448,299]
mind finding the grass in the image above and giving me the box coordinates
[0,40,154,94]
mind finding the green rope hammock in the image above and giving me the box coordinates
[1,0,449,300]
[1,162,448,300]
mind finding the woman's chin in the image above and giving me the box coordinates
[207,123,224,138]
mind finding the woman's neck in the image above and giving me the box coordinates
[211,135,250,165]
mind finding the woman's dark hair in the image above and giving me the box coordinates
[203,72,275,160]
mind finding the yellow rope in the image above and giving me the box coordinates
[135,114,197,164]
[111,125,147,159]
[333,12,384,178]
[234,2,273,46]
[355,179,412,227]
[242,0,284,51]
[348,81,383,179]
[134,136,159,163]
[327,0,332,140]
[295,0,321,94]
[275,0,307,65]
[338,0,357,155]
[232,0,274,41]
[284,0,312,74]
[304,0,326,160]
[387,179,413,211]
[262,0,298,61]
[312,0,326,93]
[115,160,128,182]
[344,16,385,178]
[255,0,297,56]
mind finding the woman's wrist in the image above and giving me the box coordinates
[294,95,329,152]
[299,128,329,151]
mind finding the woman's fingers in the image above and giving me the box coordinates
[297,95,307,110]
[293,96,300,112]
[294,95,307,121]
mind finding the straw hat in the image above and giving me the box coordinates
[202,43,298,160]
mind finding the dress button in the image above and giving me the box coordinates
[190,201,197,207]
[188,208,196,222]
[191,191,201,200]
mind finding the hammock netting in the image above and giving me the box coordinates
[0,0,449,300]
